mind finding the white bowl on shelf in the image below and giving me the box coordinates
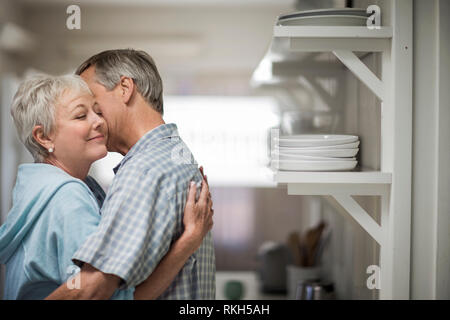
[277,8,369,27]
[279,141,360,150]
[278,15,368,27]
[272,159,358,172]
[274,152,356,162]
[278,8,369,19]
[276,134,359,148]
[278,148,359,158]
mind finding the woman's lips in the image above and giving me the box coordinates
[88,135,105,141]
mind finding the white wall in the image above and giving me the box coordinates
[319,48,381,300]
[1,0,448,300]
[411,0,450,300]
[435,0,450,300]
[311,0,389,300]
[0,0,30,300]
[334,0,450,300]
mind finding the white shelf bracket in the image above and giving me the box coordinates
[332,50,384,101]
[326,194,383,245]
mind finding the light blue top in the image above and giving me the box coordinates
[72,123,216,299]
[0,163,134,300]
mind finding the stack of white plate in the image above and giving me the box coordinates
[271,134,359,171]
[276,8,369,27]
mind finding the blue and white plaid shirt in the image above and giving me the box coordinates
[73,123,216,299]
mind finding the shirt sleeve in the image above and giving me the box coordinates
[72,169,178,289]
[51,182,102,282]
[43,181,134,300]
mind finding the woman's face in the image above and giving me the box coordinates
[50,89,108,167]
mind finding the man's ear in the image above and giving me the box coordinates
[32,125,53,151]
[119,76,135,104]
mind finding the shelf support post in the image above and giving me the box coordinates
[378,0,413,300]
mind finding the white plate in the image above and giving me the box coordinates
[276,134,359,148]
[277,14,368,27]
[274,152,356,161]
[278,9,368,21]
[272,159,357,172]
[279,141,360,150]
[278,148,359,158]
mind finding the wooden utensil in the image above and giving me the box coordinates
[287,232,302,266]
[305,221,326,266]
[313,228,330,266]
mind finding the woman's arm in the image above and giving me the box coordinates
[134,171,213,300]
[46,169,213,300]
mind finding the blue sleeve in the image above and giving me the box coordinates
[49,182,102,282]
[23,181,101,284]
[52,182,135,300]
[24,181,134,300]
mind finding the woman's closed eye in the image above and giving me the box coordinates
[92,102,102,116]
[75,114,86,120]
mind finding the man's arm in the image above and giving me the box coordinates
[134,178,212,299]
[133,229,199,299]
[45,263,120,300]
[46,174,213,300]
[46,231,201,300]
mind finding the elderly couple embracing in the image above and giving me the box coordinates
[0,49,216,300]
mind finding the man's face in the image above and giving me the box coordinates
[80,66,122,152]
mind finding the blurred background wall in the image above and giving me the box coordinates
[0,0,395,300]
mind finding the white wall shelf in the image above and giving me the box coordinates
[273,26,393,38]
[254,1,413,300]
[275,170,391,185]
[275,170,391,248]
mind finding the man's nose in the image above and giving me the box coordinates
[92,113,105,129]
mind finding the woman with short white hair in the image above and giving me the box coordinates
[0,73,213,299]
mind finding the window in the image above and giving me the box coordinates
[90,95,280,189]
[164,95,279,187]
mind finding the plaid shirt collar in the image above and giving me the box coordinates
[113,123,179,174]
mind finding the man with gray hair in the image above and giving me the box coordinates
[46,49,215,299]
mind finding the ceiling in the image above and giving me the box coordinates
[11,0,344,95]
[17,0,296,7]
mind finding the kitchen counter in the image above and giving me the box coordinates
[216,271,287,300]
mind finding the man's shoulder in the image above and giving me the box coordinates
[113,155,201,198]
[122,135,198,175]
[120,160,200,187]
